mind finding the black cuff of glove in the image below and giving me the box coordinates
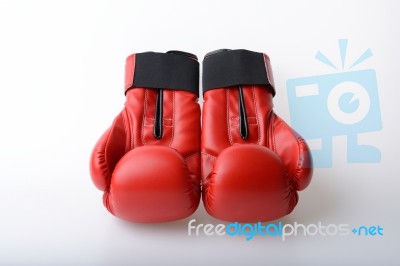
[202,49,275,96]
[125,51,199,97]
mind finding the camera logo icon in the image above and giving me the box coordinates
[286,39,382,168]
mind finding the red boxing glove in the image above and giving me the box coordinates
[201,49,313,222]
[90,51,201,222]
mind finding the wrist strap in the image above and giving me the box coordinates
[202,49,275,96]
[125,51,199,96]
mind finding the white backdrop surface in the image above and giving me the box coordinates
[0,0,399,265]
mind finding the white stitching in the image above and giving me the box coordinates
[184,152,200,162]
[168,90,175,147]
[227,89,233,145]
[200,152,217,160]
[230,116,258,125]
[271,113,276,151]
[251,86,261,144]
[141,89,148,145]
[123,108,132,151]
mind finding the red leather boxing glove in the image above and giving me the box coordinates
[90,51,201,222]
[201,49,313,222]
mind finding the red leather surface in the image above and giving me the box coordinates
[263,53,275,89]
[124,54,135,93]
[90,55,201,222]
[108,146,199,222]
[202,82,312,222]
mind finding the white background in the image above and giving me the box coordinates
[1,0,399,265]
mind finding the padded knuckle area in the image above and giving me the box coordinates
[204,144,295,222]
[108,146,199,222]
[212,144,286,190]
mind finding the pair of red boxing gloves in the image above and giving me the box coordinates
[90,49,313,223]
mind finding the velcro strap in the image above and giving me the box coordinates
[202,49,275,96]
[124,51,199,96]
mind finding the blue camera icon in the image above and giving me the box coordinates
[287,69,382,168]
